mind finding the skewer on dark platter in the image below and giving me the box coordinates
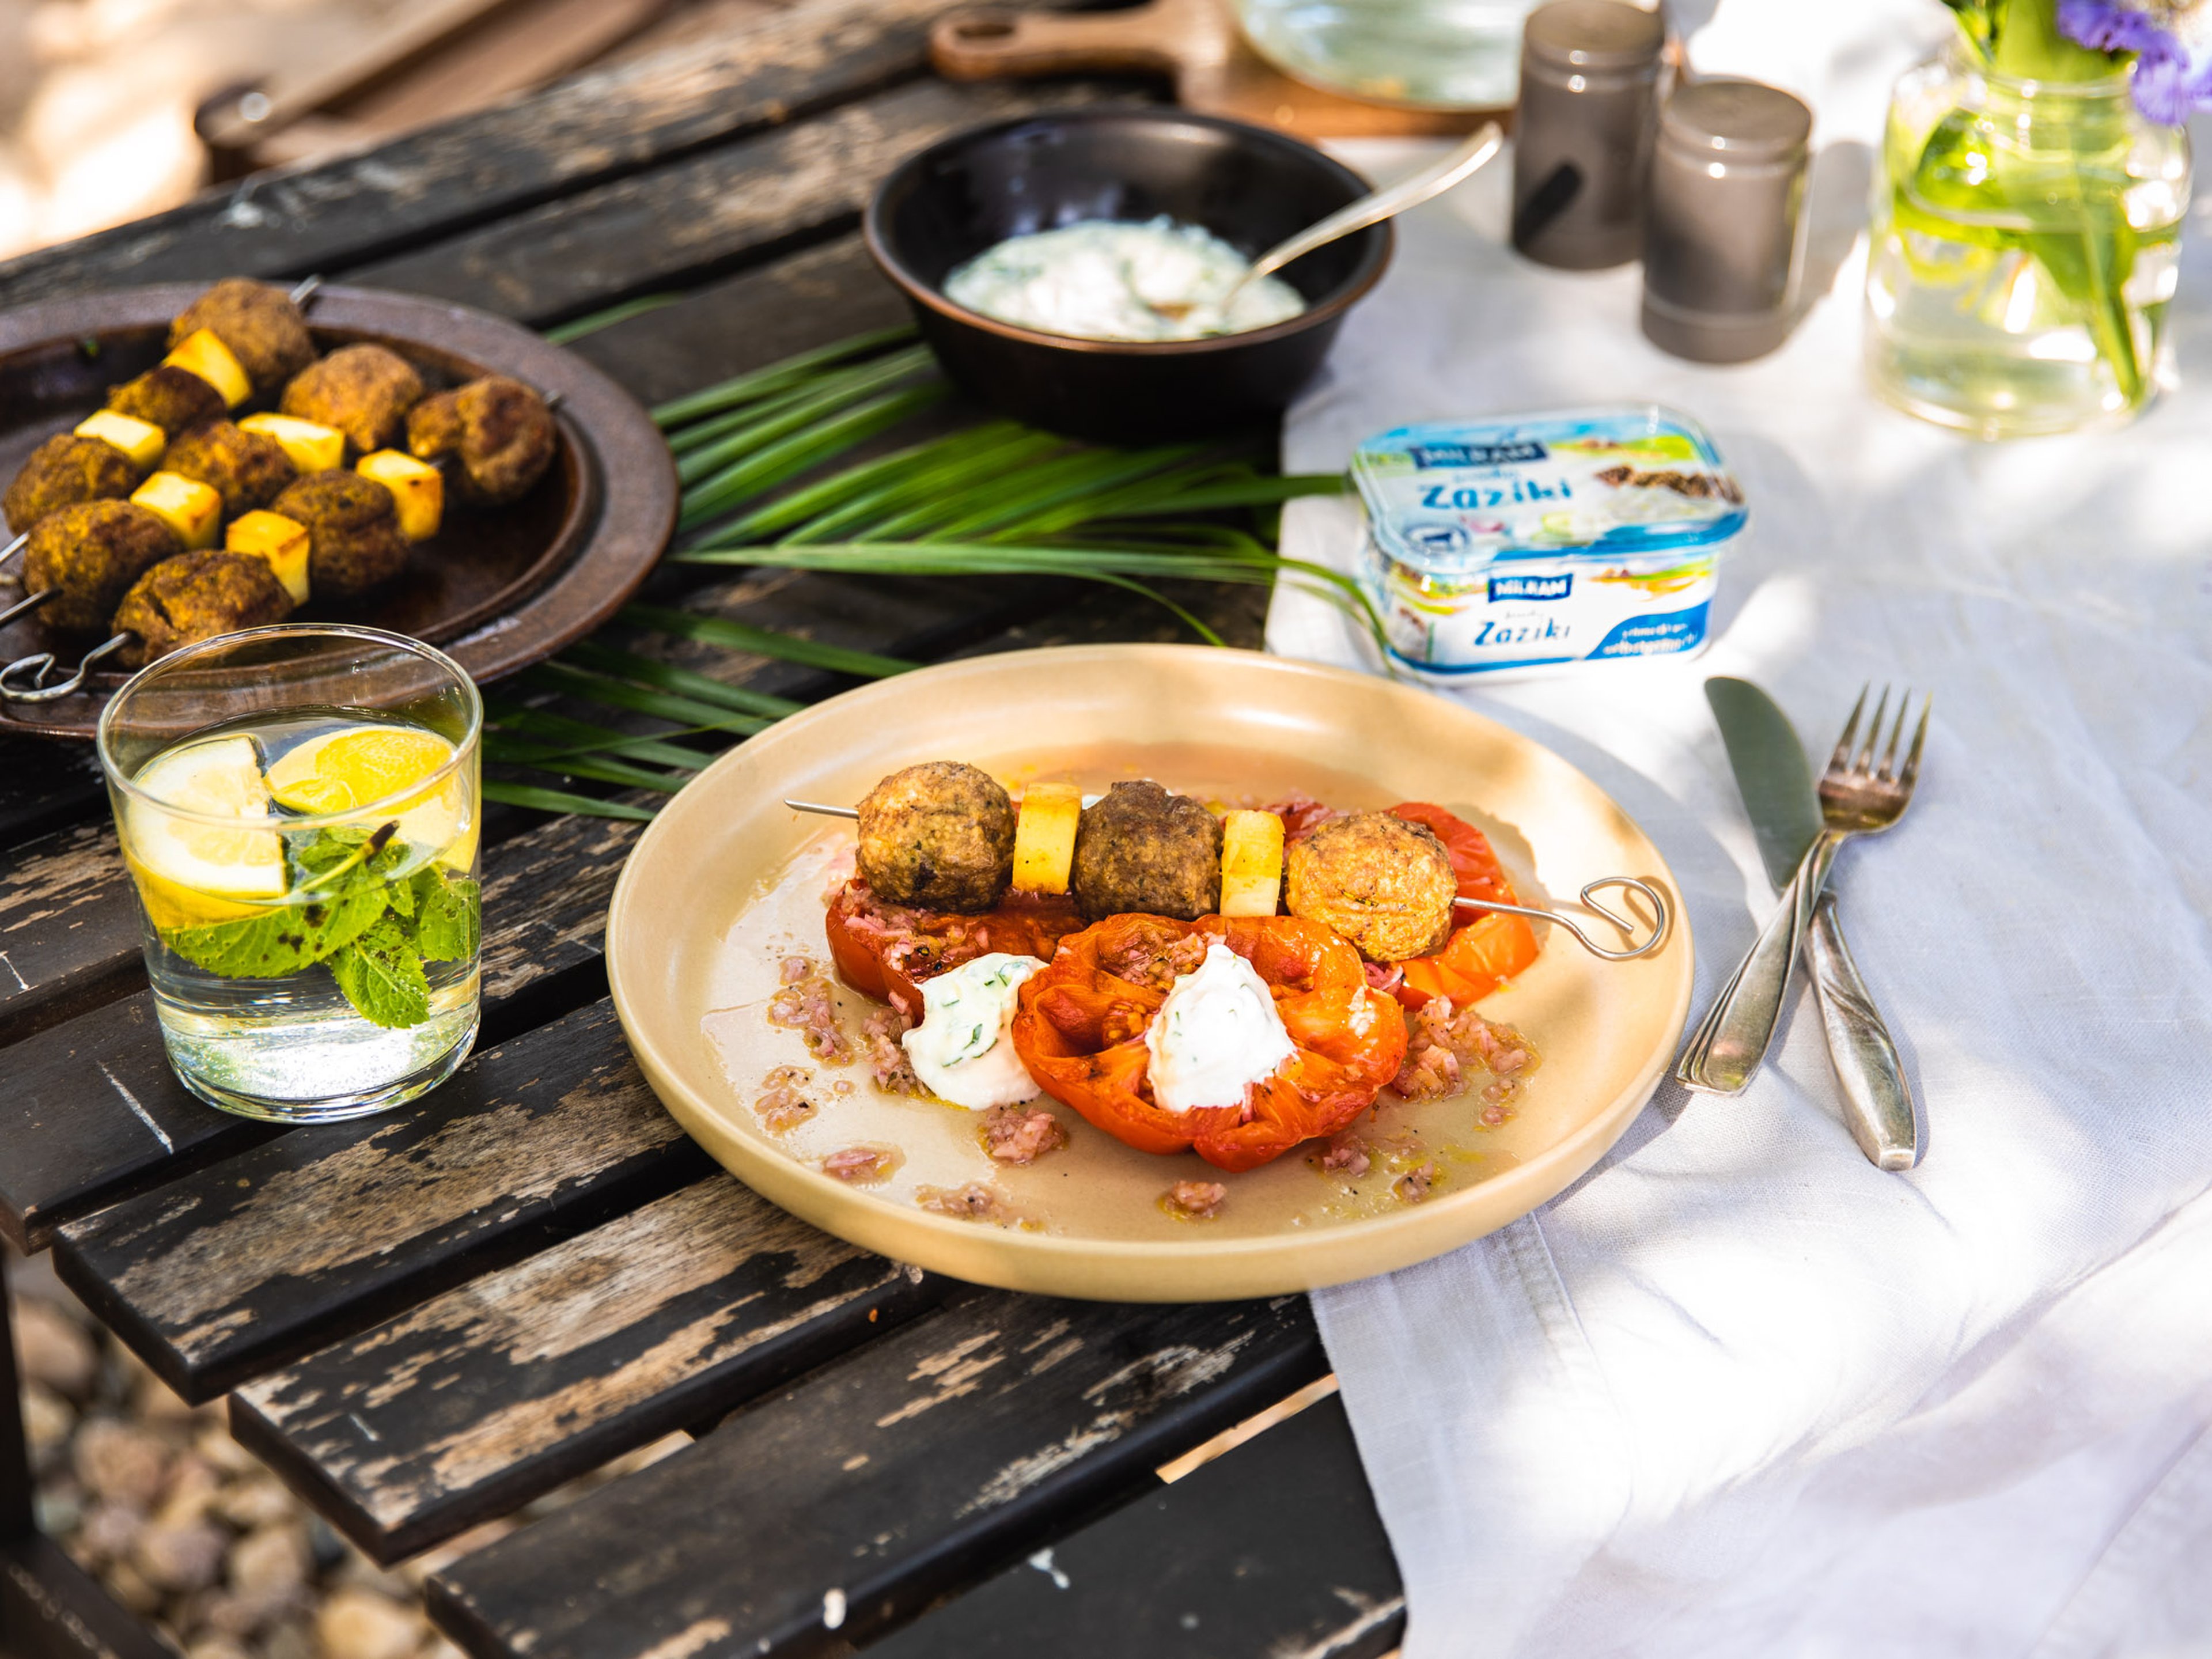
[782,791,1670,961]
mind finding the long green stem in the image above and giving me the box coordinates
[650,326,918,426]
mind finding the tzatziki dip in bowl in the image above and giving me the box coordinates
[865,109,1391,442]
[945,217,1309,343]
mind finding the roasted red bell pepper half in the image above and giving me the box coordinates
[1010,912,1407,1172]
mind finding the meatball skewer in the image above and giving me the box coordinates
[0,500,183,634]
[1,547,294,702]
[777,793,1671,959]
[3,278,324,575]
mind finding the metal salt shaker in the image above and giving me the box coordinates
[1641,78,1813,363]
[1511,0,1667,270]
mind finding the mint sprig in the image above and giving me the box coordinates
[158,824,481,1029]
[329,914,432,1029]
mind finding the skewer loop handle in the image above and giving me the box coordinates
[0,632,130,702]
[1455,876,1671,961]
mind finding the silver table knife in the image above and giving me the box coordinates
[1704,679,1922,1169]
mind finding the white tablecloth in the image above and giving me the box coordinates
[1266,4,2212,1652]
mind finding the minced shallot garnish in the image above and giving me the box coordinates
[1096,928,1209,993]
[1394,1162,1437,1204]
[1163,1180,1228,1220]
[767,957,851,1064]
[753,1064,816,1132]
[822,1145,901,1184]
[981,1104,1066,1165]
[1317,1135,1372,1179]
[1391,995,1538,1123]
[915,1182,1021,1224]
[862,1005,926,1095]
[1363,960,1406,997]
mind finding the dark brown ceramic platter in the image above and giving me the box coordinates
[0,282,676,740]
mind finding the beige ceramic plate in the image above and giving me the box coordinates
[607,645,1693,1301]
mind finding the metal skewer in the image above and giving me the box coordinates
[0,631,128,701]
[0,587,51,629]
[1453,878,1670,961]
[782,798,1672,962]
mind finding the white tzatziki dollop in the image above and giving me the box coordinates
[901,953,1044,1111]
[1143,941,1296,1115]
[944,217,1308,343]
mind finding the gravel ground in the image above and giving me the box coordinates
[7,1241,683,1659]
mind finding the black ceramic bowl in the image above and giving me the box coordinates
[864,108,1392,443]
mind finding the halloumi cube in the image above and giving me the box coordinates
[162,328,252,408]
[73,410,166,472]
[1012,782,1082,894]
[356,450,444,541]
[225,510,311,605]
[130,471,223,550]
[238,413,344,475]
[1218,809,1286,917]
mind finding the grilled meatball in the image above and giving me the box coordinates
[270,471,406,598]
[1070,781,1221,922]
[105,365,226,436]
[169,278,316,391]
[22,501,182,633]
[407,376,556,505]
[281,345,423,455]
[115,550,295,668]
[164,421,296,517]
[855,760,1014,912]
[4,434,139,533]
[1285,811,1457,963]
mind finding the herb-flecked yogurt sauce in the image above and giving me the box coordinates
[944,217,1308,342]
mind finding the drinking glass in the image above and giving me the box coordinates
[97,626,483,1122]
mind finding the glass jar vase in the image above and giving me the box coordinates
[1864,45,2191,438]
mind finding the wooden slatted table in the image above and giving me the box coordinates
[0,6,1408,1654]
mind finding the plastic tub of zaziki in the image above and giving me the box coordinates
[1351,407,1745,680]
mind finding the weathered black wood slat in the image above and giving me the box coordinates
[349,79,1115,324]
[870,1392,1404,1659]
[230,1173,950,1563]
[0,821,143,1048]
[0,801,640,1256]
[52,997,714,1401]
[561,234,909,408]
[0,0,999,304]
[3,1534,181,1659]
[427,1291,1329,1659]
[0,994,270,1258]
[0,741,106,859]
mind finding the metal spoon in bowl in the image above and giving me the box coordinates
[1219,122,1506,314]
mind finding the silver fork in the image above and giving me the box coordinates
[1676,685,1931,1097]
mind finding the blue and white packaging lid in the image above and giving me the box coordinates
[1350,407,1745,574]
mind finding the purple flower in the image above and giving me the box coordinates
[2057,0,2177,56]
[2056,0,2212,120]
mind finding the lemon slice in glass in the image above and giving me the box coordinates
[124,736,289,918]
[264,724,466,859]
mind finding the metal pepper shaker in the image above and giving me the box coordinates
[1510,0,1667,270]
[1641,77,1814,363]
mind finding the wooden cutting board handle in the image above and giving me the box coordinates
[931,1,1207,83]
